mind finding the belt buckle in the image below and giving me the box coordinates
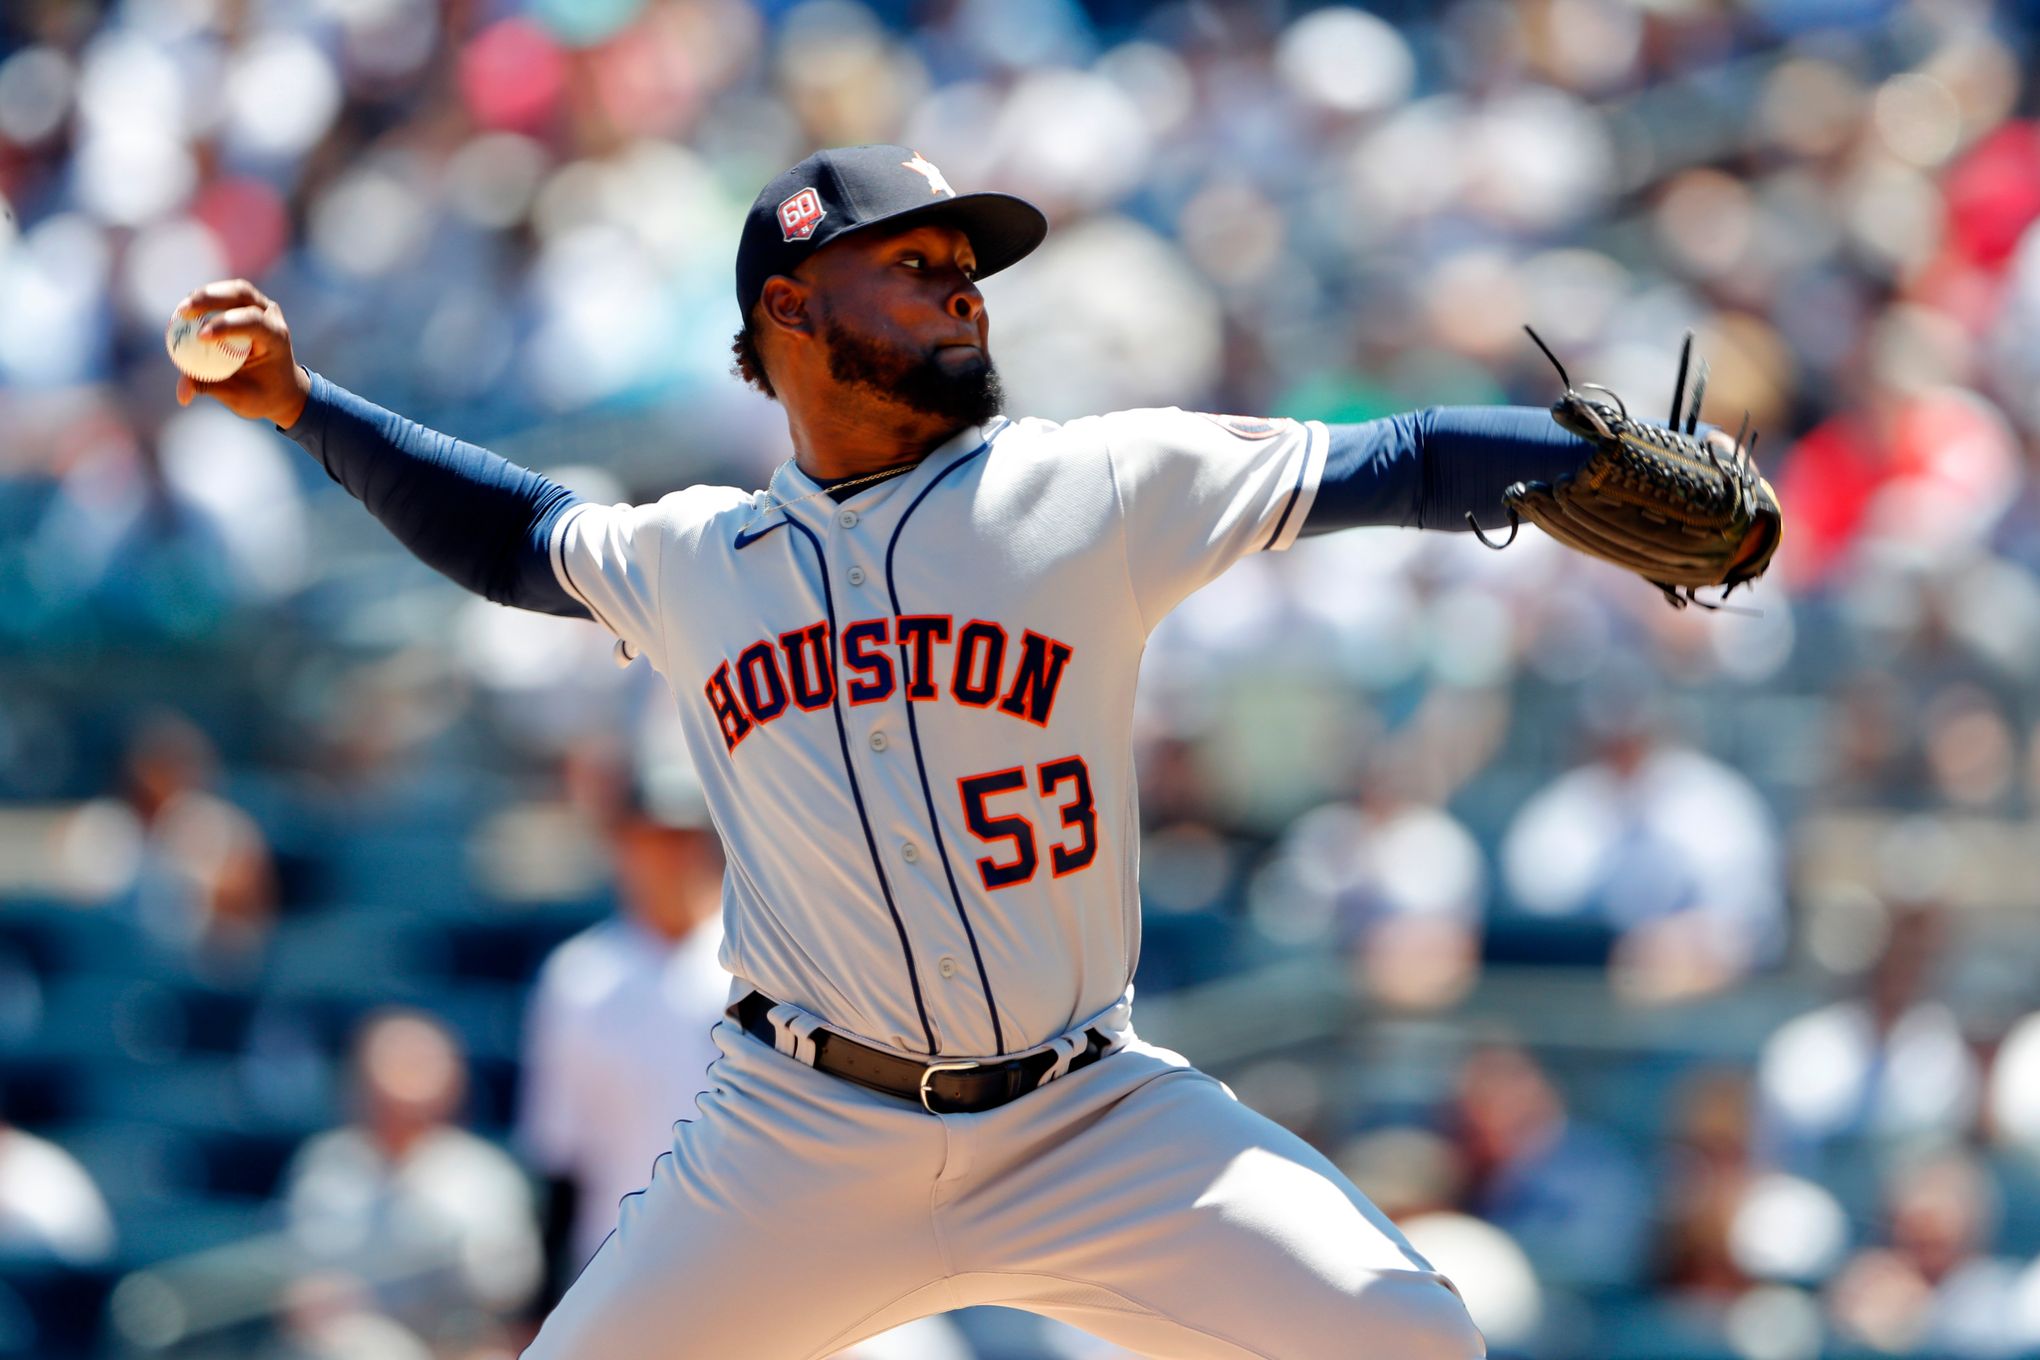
[918,1059,983,1114]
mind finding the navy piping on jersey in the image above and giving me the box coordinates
[780,515,940,1054]
[1260,427,1315,551]
[883,421,1010,1055]
[594,1148,670,1277]
[551,506,630,641]
[594,1030,732,1281]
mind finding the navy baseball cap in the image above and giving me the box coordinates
[734,144,1048,320]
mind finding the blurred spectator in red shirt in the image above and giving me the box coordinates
[1775,364,2018,588]
[1942,122,2040,275]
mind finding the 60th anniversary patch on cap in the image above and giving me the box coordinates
[777,187,827,242]
[737,144,1047,317]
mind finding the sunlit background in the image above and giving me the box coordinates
[6,0,2040,1356]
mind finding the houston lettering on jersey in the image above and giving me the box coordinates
[704,615,1074,752]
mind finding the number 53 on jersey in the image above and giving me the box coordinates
[959,756,1097,890]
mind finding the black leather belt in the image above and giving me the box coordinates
[735,990,1114,1115]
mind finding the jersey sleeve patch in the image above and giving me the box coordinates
[1192,412,1285,441]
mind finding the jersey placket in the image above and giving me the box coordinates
[750,505,938,1055]
[874,434,1011,1057]
[820,479,1001,1057]
[829,498,922,893]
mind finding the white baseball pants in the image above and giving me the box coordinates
[523,1017,1484,1360]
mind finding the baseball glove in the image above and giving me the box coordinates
[1474,328,1783,610]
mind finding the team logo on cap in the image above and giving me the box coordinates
[778,187,827,241]
[901,152,955,198]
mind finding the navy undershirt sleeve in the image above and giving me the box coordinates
[1304,405,1595,536]
[280,370,590,618]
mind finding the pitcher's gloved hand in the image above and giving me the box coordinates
[1475,328,1783,610]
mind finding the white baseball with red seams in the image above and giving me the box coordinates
[164,308,252,382]
[518,407,1487,1358]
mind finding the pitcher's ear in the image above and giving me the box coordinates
[759,277,812,337]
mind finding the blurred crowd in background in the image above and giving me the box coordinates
[7,0,2040,1356]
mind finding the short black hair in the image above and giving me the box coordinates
[731,325,775,400]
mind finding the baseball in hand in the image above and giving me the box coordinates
[165,308,252,382]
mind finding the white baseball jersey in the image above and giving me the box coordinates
[548,408,1326,1057]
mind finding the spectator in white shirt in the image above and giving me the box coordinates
[515,758,976,1359]
[516,759,728,1281]
[1499,677,1784,1003]
[1756,902,1979,1170]
[1261,750,1486,1011]
[282,1010,541,1346]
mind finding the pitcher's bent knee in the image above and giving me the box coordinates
[1357,1274,1486,1360]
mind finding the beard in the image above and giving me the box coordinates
[820,308,1005,427]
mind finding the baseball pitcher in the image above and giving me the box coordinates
[173,145,1776,1359]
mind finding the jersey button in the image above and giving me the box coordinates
[838,509,859,528]
[938,956,958,979]
[869,731,887,751]
[847,566,866,586]
[901,842,919,863]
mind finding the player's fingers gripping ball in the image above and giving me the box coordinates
[165,308,252,383]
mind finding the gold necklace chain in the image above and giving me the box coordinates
[739,460,918,536]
